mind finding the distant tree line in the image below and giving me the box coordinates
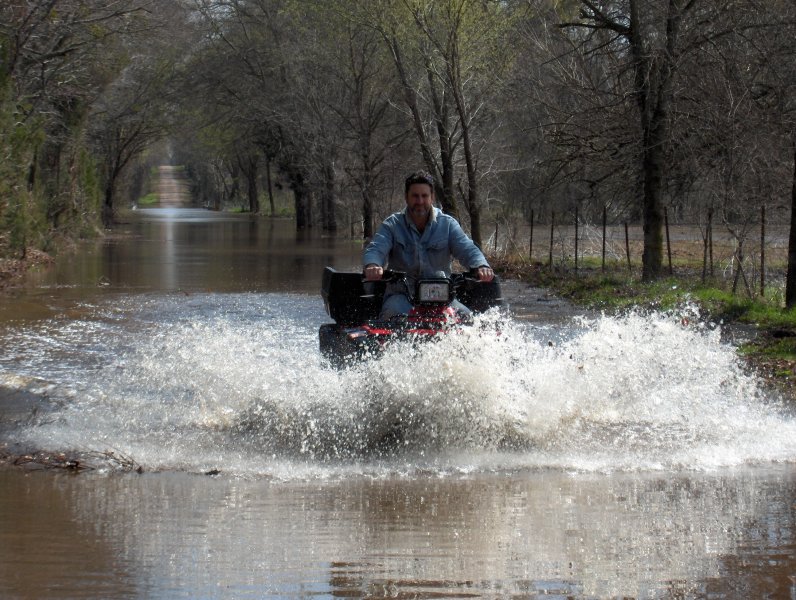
[1,0,795,302]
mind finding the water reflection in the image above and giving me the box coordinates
[34,209,362,295]
[0,209,362,324]
[0,468,794,599]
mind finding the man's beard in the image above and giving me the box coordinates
[410,205,430,219]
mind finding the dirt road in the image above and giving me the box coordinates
[156,166,192,207]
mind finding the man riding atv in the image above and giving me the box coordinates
[363,171,494,320]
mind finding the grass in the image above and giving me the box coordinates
[138,193,159,206]
[268,206,295,218]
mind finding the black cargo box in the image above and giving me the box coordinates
[321,267,383,325]
[457,277,505,313]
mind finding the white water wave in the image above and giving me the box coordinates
[2,293,795,477]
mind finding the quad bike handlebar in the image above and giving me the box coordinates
[362,268,483,284]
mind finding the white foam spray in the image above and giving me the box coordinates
[2,293,794,478]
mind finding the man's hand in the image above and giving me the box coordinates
[364,264,384,281]
[476,266,494,282]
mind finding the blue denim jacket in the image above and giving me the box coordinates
[363,207,488,279]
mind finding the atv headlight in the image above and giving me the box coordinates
[417,280,451,303]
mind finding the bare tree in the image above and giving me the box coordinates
[408,0,522,248]
[334,23,405,239]
[556,0,697,280]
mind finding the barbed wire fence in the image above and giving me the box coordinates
[487,206,790,303]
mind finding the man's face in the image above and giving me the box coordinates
[405,182,434,224]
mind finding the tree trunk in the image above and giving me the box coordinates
[469,196,483,250]
[295,189,310,229]
[265,156,275,216]
[362,188,373,239]
[320,162,337,231]
[227,162,240,207]
[447,42,481,247]
[102,181,115,227]
[436,152,457,220]
[640,144,665,280]
[632,0,681,281]
[786,137,796,309]
[243,155,259,214]
[290,170,311,229]
[102,153,122,227]
[424,53,458,220]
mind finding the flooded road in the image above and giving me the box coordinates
[1,207,795,598]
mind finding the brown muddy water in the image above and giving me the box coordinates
[1,208,795,599]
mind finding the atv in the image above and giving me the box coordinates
[319,267,504,367]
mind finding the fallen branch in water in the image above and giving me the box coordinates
[83,449,144,473]
[11,451,93,471]
[1,448,143,473]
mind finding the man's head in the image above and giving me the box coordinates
[404,170,434,229]
[404,170,434,196]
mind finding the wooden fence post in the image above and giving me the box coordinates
[702,222,709,283]
[574,206,579,274]
[601,205,607,271]
[624,222,631,273]
[760,204,766,298]
[708,207,714,278]
[665,206,673,275]
[529,209,534,261]
[549,211,555,269]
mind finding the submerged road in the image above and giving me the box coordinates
[155,165,192,207]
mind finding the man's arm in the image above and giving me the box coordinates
[362,218,395,280]
[447,218,494,281]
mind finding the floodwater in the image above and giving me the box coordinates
[1,207,796,599]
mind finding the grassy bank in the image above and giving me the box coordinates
[491,254,796,396]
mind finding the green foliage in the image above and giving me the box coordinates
[3,193,28,254]
[77,149,103,229]
[259,189,295,217]
[269,205,295,218]
[744,336,796,360]
[0,88,44,256]
[0,75,106,255]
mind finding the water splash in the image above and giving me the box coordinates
[2,293,794,477]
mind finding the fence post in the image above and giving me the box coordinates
[702,221,708,283]
[708,207,714,278]
[574,206,579,274]
[529,209,534,261]
[549,211,555,269]
[601,205,607,271]
[760,204,766,298]
[665,206,673,275]
[624,222,631,274]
